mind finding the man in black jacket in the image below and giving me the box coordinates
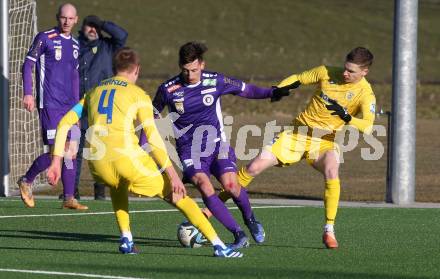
[75,15,128,200]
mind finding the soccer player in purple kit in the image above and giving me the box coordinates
[18,3,87,210]
[152,42,292,249]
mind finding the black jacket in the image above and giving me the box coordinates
[78,21,128,97]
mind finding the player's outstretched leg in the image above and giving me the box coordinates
[110,186,139,254]
[173,196,243,257]
[18,152,52,207]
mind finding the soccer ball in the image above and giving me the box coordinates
[177,221,208,248]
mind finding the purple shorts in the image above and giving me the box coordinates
[179,141,237,183]
[39,108,80,145]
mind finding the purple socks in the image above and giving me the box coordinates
[61,158,77,199]
[24,152,77,199]
[24,152,51,182]
[202,194,242,233]
[232,187,254,221]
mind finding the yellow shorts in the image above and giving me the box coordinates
[265,128,339,166]
[88,150,172,199]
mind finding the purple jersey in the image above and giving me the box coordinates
[22,27,79,109]
[154,71,257,150]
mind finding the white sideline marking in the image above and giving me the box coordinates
[0,205,300,219]
[0,268,148,279]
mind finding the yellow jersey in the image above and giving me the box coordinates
[278,65,376,134]
[53,75,171,169]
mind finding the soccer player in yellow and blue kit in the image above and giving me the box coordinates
[236,47,376,249]
[46,47,243,257]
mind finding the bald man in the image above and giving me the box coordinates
[19,3,87,210]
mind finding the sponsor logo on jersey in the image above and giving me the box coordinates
[202,79,217,87]
[173,91,184,97]
[202,94,214,106]
[53,40,62,45]
[201,88,216,94]
[167,84,182,93]
[346,91,354,100]
[202,73,217,78]
[175,102,184,114]
[48,33,58,39]
[73,49,79,59]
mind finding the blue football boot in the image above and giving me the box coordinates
[119,237,139,254]
[228,230,250,250]
[213,245,243,258]
[245,216,265,243]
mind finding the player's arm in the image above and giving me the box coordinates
[277,65,326,87]
[137,95,172,169]
[47,99,86,185]
[53,99,86,157]
[272,66,327,102]
[152,85,167,118]
[348,93,376,134]
[325,94,376,134]
[139,85,167,146]
[235,82,300,102]
[221,75,273,99]
[73,65,80,102]
[137,95,186,197]
[22,33,46,112]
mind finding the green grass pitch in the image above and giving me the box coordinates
[0,198,438,279]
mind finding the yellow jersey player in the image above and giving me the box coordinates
[46,47,243,257]
[235,47,376,249]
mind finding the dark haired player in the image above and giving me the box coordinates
[151,41,293,249]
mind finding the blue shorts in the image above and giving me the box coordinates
[179,141,237,183]
[39,108,80,145]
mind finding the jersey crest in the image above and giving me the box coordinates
[202,94,214,106]
[175,101,184,114]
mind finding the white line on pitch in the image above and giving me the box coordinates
[0,205,301,219]
[0,268,149,279]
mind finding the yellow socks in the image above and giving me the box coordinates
[237,166,254,188]
[324,178,340,225]
[110,186,130,233]
[175,196,218,242]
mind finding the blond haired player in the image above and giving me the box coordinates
[236,47,376,249]
[47,47,242,257]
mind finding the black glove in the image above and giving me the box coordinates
[271,80,301,102]
[83,15,104,29]
[325,98,352,123]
